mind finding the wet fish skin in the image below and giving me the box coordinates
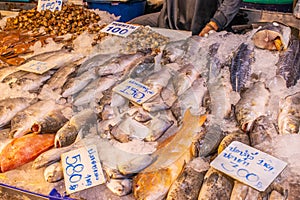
[44,162,64,183]
[276,37,300,88]
[278,92,300,134]
[62,70,97,98]
[54,109,97,148]
[117,155,154,175]
[161,39,188,64]
[166,157,209,200]
[172,63,200,96]
[10,100,59,138]
[33,144,75,169]
[0,66,20,82]
[0,134,55,172]
[198,167,234,200]
[143,67,172,93]
[96,52,146,76]
[0,97,37,128]
[250,116,278,146]
[230,181,262,200]
[230,43,255,92]
[235,81,270,132]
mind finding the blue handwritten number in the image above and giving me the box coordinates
[112,27,121,33]
[65,154,84,184]
[69,184,78,191]
[66,154,81,165]
[119,29,128,35]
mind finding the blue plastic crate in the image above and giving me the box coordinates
[87,0,146,22]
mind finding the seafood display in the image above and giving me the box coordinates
[0,6,300,199]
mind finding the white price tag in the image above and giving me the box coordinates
[61,145,106,194]
[37,0,63,12]
[100,21,140,37]
[211,141,287,191]
[113,78,156,104]
[17,60,57,74]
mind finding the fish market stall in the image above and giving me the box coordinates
[0,2,300,200]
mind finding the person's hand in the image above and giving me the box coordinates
[199,21,218,37]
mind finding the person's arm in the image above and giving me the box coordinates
[199,0,242,36]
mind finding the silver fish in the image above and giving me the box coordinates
[235,81,270,132]
[171,77,207,123]
[166,157,209,200]
[278,92,300,134]
[10,100,62,138]
[73,75,118,106]
[142,94,170,113]
[0,97,37,128]
[44,162,64,183]
[143,67,172,93]
[106,178,132,196]
[33,144,75,169]
[96,52,146,76]
[10,70,54,91]
[62,70,97,98]
[161,39,187,64]
[77,53,118,75]
[230,43,255,92]
[276,37,300,87]
[198,167,234,200]
[54,108,97,147]
[2,70,29,84]
[173,63,200,96]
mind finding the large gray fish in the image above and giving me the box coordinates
[172,63,200,96]
[73,75,119,107]
[77,53,118,75]
[0,97,37,128]
[143,67,172,93]
[252,22,291,51]
[235,81,270,132]
[171,77,207,124]
[208,68,234,120]
[278,92,300,134]
[61,70,97,98]
[95,51,147,76]
[276,37,300,87]
[9,100,64,138]
[198,167,234,200]
[230,43,255,92]
[10,70,54,91]
[54,108,97,148]
[250,116,278,146]
[166,157,209,200]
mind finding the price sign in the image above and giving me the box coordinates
[211,141,287,191]
[113,78,156,104]
[37,0,63,12]
[17,60,57,74]
[61,145,106,194]
[100,22,140,37]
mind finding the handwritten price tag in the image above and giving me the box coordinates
[17,60,57,74]
[211,141,287,191]
[113,78,156,104]
[61,145,106,194]
[37,0,63,12]
[100,21,140,37]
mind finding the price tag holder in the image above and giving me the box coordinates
[211,141,287,191]
[100,21,140,37]
[17,60,57,74]
[113,78,156,104]
[61,145,106,194]
[37,0,63,12]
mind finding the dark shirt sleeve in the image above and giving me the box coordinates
[211,0,242,30]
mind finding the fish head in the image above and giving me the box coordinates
[54,124,77,148]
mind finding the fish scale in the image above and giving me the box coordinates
[230,43,254,92]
